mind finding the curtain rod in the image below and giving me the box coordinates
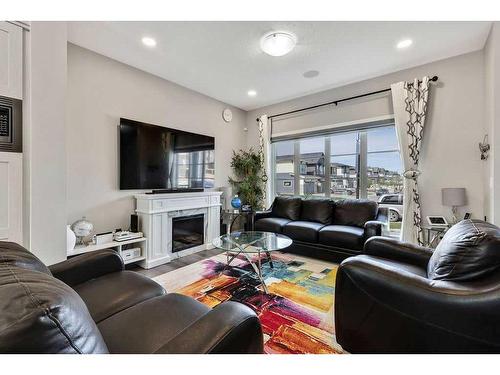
[257,75,438,121]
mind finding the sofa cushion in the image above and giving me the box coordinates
[300,198,334,224]
[98,293,210,353]
[74,270,165,323]
[427,220,500,281]
[283,221,325,243]
[272,196,302,221]
[254,217,291,233]
[319,225,365,251]
[333,199,378,228]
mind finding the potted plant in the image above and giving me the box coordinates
[228,148,264,211]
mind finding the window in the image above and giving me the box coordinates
[272,124,403,233]
[330,132,359,199]
[299,137,325,197]
[366,126,403,201]
[274,140,295,196]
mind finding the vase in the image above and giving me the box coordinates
[66,225,76,251]
[231,195,242,209]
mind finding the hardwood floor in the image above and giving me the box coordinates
[127,248,224,278]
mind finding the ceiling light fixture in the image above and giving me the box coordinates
[260,31,297,57]
[142,36,157,47]
[247,90,257,97]
[396,39,413,49]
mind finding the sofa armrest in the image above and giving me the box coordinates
[154,301,264,354]
[364,220,385,238]
[254,210,273,221]
[376,206,389,223]
[49,249,124,287]
[364,236,433,267]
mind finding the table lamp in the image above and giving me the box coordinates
[442,188,466,224]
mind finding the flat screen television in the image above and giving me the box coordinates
[119,118,215,190]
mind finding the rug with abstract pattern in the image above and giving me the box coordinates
[152,251,344,354]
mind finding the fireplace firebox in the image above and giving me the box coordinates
[172,214,205,253]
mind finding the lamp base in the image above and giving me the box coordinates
[451,206,459,225]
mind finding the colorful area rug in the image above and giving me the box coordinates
[152,252,344,354]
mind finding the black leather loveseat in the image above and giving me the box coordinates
[335,219,500,353]
[254,196,388,262]
[0,241,263,354]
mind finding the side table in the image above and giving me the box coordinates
[221,209,255,234]
[422,225,449,248]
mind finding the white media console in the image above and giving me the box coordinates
[135,191,222,269]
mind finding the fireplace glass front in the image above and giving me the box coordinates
[172,213,205,253]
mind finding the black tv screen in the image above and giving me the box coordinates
[119,118,215,190]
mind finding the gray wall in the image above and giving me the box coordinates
[247,51,486,222]
[25,22,68,265]
[66,44,247,234]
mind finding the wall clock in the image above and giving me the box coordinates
[222,108,233,123]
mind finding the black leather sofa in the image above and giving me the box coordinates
[254,196,388,262]
[335,219,500,353]
[0,241,263,354]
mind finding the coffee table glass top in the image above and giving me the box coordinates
[212,231,292,253]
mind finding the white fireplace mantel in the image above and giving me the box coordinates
[135,191,221,269]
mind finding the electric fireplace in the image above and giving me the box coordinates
[171,214,205,253]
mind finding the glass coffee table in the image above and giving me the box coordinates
[212,231,292,293]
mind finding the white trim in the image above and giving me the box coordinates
[271,114,395,140]
[7,21,31,31]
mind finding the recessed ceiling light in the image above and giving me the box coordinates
[260,31,297,57]
[396,39,413,49]
[247,90,257,97]
[142,36,157,47]
[303,70,320,78]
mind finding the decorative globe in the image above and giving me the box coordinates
[231,195,242,209]
[71,217,94,245]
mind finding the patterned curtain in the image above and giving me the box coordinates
[258,115,273,209]
[391,77,430,245]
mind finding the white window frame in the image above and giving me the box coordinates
[271,118,401,200]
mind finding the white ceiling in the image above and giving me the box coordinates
[67,21,491,111]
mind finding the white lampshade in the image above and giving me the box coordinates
[442,188,466,207]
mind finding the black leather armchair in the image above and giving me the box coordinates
[335,226,500,353]
[0,241,264,354]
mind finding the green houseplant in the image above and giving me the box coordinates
[228,148,264,211]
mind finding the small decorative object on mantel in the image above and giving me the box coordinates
[71,216,94,245]
[479,135,490,160]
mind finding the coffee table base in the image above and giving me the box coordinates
[224,248,271,294]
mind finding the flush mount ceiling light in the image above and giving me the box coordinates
[247,90,257,97]
[141,36,157,47]
[396,39,413,49]
[260,31,297,57]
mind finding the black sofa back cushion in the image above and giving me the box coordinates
[333,199,378,228]
[427,220,500,281]
[300,199,334,224]
[272,196,302,221]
